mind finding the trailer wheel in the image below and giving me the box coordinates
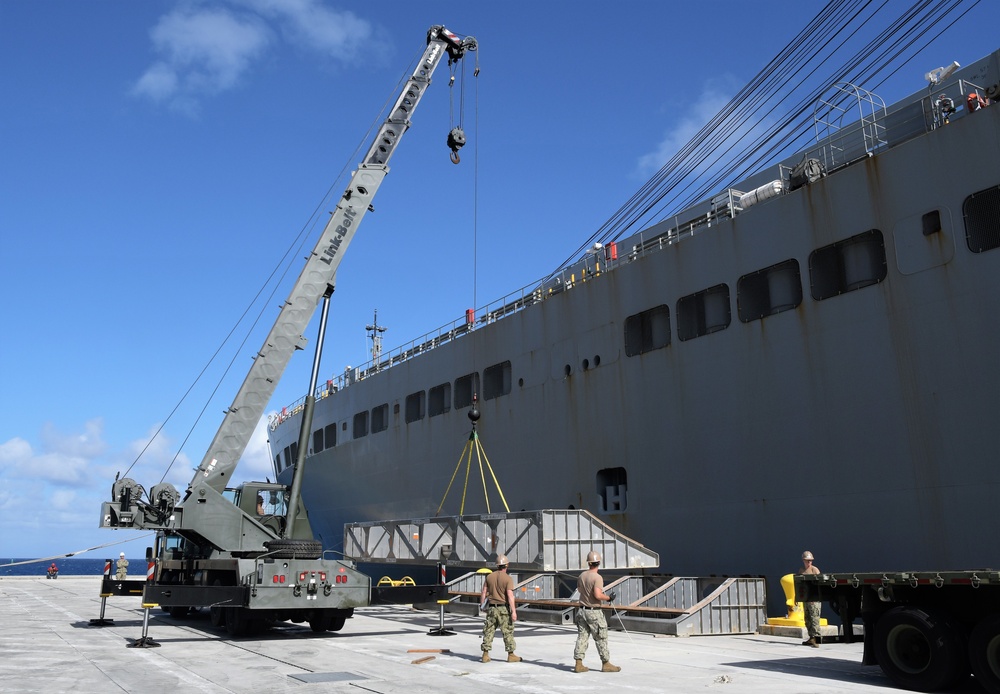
[210,605,225,628]
[874,606,968,692]
[309,611,332,632]
[225,608,250,637]
[970,614,1000,694]
[264,539,323,559]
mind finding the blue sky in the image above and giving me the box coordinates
[2,0,996,561]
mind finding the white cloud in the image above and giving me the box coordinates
[132,1,377,112]
[0,421,106,485]
[245,0,376,61]
[637,76,744,178]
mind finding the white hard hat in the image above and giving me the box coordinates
[120,552,125,557]
[586,550,601,564]
[802,551,814,561]
[496,554,508,568]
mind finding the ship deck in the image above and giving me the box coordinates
[2,575,975,693]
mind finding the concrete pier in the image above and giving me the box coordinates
[0,576,962,693]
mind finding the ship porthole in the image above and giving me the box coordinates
[582,358,590,371]
[518,378,524,387]
[564,364,572,377]
[594,354,601,366]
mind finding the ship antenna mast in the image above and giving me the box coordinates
[366,309,387,372]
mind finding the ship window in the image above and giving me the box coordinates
[677,284,731,341]
[371,403,388,433]
[353,411,368,439]
[283,446,290,469]
[483,361,511,400]
[429,383,451,417]
[405,391,425,423]
[455,372,480,409]
[596,467,627,513]
[809,229,887,300]
[737,259,802,321]
[964,184,1000,252]
[283,442,298,467]
[624,304,670,357]
[312,428,324,454]
[324,423,336,448]
[274,454,281,472]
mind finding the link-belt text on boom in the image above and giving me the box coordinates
[320,205,357,265]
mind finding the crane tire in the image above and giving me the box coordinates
[264,539,323,559]
[330,609,350,632]
[970,614,1000,694]
[874,606,968,692]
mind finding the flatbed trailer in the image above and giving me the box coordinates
[796,569,1000,693]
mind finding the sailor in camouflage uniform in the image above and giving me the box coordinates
[573,550,620,673]
[800,550,822,647]
[479,554,521,663]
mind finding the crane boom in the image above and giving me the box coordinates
[192,26,476,494]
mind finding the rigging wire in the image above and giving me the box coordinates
[550,0,973,273]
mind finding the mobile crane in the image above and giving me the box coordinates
[99,25,478,637]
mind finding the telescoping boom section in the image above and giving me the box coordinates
[97,26,477,638]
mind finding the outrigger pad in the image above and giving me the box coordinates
[126,636,160,649]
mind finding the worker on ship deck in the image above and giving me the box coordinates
[115,552,129,580]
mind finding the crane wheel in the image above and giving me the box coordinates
[264,539,323,559]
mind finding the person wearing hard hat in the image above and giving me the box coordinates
[573,550,620,673]
[115,552,129,580]
[479,554,521,663]
[800,551,821,647]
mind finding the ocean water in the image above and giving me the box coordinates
[0,557,137,577]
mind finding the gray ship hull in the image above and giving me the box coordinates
[271,61,1000,608]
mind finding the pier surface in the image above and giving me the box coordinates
[0,576,973,693]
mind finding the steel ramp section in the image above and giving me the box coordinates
[604,576,767,636]
[343,509,659,571]
[445,571,578,625]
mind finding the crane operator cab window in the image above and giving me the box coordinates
[257,490,288,517]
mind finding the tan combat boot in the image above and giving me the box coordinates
[802,637,819,648]
[574,659,589,673]
[601,661,621,672]
[481,651,490,663]
[507,653,522,663]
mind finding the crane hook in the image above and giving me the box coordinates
[447,126,466,165]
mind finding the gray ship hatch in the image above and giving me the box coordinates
[344,509,659,571]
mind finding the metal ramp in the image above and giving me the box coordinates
[344,509,659,571]
[600,575,766,636]
[437,571,765,636]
